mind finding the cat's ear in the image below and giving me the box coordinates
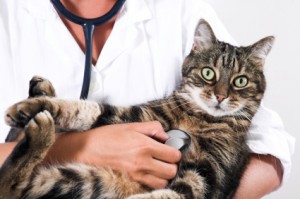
[192,19,217,52]
[247,36,275,67]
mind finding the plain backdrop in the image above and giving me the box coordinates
[205,0,299,198]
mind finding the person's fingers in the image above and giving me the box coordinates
[125,121,169,142]
[150,142,182,164]
[145,159,178,180]
[136,173,168,189]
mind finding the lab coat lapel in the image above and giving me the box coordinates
[21,0,57,20]
[96,0,152,70]
[22,0,90,69]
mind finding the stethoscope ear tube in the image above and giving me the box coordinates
[50,0,126,99]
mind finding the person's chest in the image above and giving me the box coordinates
[9,1,185,106]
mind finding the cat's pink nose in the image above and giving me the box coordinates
[216,94,226,103]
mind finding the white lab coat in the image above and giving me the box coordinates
[0,0,295,183]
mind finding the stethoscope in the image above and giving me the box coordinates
[50,0,192,150]
[51,0,127,99]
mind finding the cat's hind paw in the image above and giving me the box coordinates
[29,76,56,98]
[126,190,181,199]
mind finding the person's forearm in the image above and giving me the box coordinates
[234,154,283,199]
[0,133,84,167]
[42,132,84,165]
[0,142,17,166]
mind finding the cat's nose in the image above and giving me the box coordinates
[216,94,226,103]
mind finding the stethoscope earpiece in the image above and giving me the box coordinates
[51,0,126,99]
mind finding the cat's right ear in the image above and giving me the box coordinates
[192,19,217,52]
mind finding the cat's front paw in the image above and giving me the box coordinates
[29,76,56,98]
[25,110,56,149]
[5,97,57,128]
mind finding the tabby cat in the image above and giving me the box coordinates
[0,19,274,199]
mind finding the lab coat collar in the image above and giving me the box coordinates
[21,0,58,20]
[122,0,152,24]
[22,0,152,23]
[22,0,153,69]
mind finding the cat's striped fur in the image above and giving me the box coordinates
[0,20,274,199]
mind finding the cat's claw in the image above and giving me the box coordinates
[5,97,54,128]
[5,102,34,128]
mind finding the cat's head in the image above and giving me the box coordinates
[181,19,274,117]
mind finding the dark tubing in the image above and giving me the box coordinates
[50,0,126,26]
[50,0,126,99]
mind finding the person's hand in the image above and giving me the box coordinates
[44,121,182,189]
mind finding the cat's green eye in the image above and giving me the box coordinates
[234,76,248,88]
[201,67,215,81]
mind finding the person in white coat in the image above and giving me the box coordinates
[0,0,295,198]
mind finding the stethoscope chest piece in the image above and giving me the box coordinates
[165,129,191,151]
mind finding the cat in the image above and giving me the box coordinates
[0,19,274,199]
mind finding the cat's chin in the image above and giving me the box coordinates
[200,103,240,117]
[192,100,231,117]
[205,106,231,117]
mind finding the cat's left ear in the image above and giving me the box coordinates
[247,36,275,67]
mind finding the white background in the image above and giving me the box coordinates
[0,0,298,197]
[205,0,299,198]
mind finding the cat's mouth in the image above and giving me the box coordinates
[213,105,226,112]
[206,101,241,117]
[215,104,222,110]
[207,101,244,117]
[204,104,227,117]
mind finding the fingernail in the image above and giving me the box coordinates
[160,132,169,140]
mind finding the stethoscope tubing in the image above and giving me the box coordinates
[51,0,126,99]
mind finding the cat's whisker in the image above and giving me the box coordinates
[231,114,248,134]
[170,101,195,112]
[150,95,195,111]
[234,111,265,163]
[147,98,179,108]
[241,106,255,114]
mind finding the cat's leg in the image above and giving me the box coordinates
[5,97,102,131]
[5,95,179,132]
[5,76,57,142]
[0,111,55,199]
[126,170,206,199]
[6,76,99,132]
